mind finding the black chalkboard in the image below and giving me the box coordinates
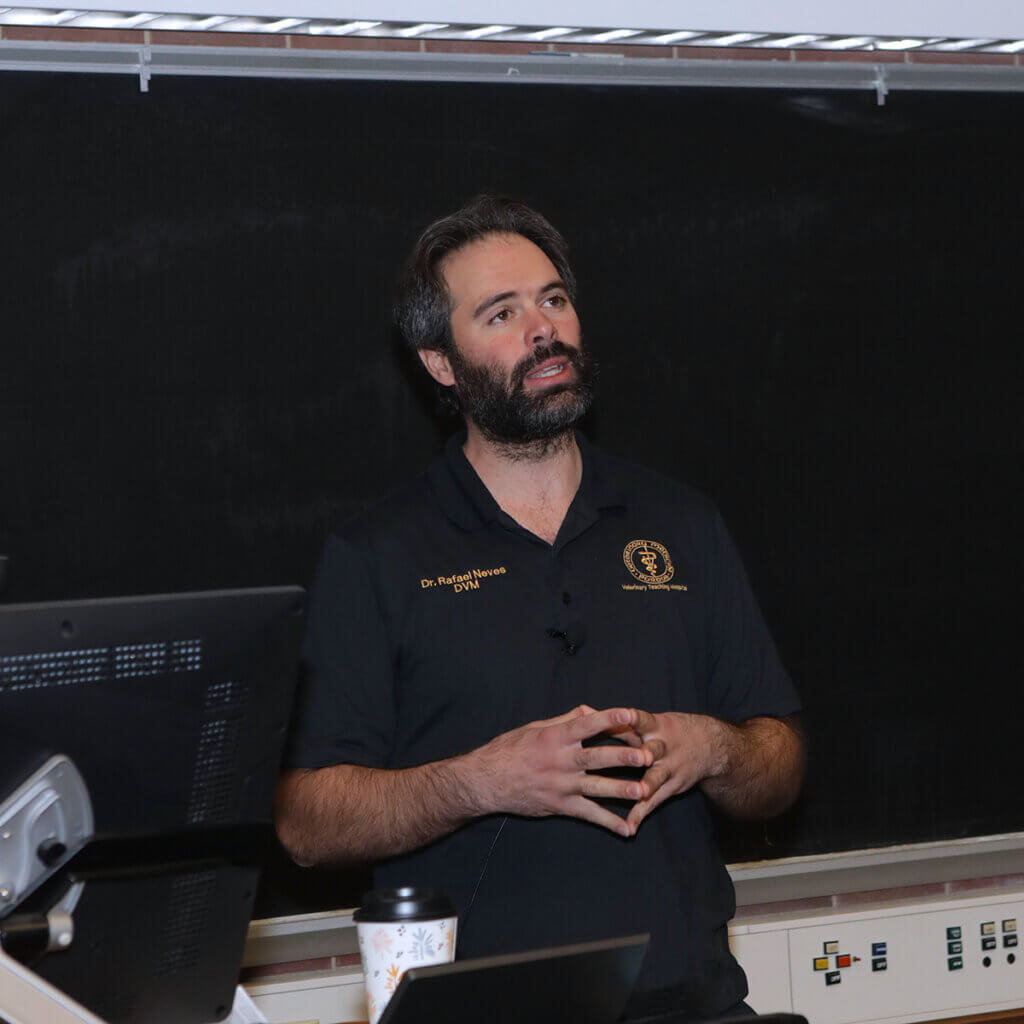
[1,70,1020,916]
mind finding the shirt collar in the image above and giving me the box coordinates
[427,429,628,533]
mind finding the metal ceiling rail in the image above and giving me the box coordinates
[0,39,1022,97]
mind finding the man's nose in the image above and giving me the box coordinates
[525,308,556,344]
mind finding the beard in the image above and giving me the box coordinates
[447,339,597,455]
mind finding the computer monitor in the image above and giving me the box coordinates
[378,935,650,1024]
[0,587,304,1024]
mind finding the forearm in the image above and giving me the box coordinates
[699,714,805,819]
[274,757,480,867]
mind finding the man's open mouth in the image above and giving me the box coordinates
[526,360,568,381]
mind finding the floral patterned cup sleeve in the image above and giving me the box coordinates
[354,885,458,1023]
[356,915,457,1023]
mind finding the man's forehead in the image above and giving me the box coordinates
[441,233,559,307]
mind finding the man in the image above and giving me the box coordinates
[275,195,804,1021]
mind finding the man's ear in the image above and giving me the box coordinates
[418,348,456,387]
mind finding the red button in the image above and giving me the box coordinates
[837,954,852,968]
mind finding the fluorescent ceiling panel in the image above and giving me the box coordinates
[14,0,1024,38]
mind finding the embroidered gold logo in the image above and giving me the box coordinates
[623,539,674,585]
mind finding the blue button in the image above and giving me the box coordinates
[872,942,887,956]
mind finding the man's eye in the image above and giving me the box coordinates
[489,309,512,324]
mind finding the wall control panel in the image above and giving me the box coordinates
[731,892,1024,1024]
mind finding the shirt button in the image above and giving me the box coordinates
[562,592,571,605]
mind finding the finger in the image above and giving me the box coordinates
[631,708,659,735]
[602,719,645,747]
[641,737,668,762]
[614,728,645,749]
[529,705,594,729]
[626,783,673,832]
[637,762,672,799]
[578,774,648,803]
[573,744,651,773]
[563,795,633,838]
[561,707,635,743]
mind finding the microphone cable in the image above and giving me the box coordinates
[458,815,508,946]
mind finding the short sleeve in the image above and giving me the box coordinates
[282,534,396,769]
[703,508,802,723]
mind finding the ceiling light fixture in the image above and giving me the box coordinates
[308,19,379,35]
[587,28,642,43]
[767,34,822,47]
[529,26,575,40]
[463,24,512,38]
[706,32,765,46]
[651,30,702,44]
[397,21,446,37]
[818,36,873,49]
[875,37,928,50]
[189,14,230,28]
[0,8,1017,55]
[931,37,994,51]
[263,15,303,30]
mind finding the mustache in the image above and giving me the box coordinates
[510,341,586,390]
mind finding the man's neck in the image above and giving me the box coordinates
[462,422,582,545]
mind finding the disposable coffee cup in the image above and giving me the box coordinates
[354,886,457,1024]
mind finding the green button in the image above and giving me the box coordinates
[948,956,963,971]
[947,927,962,940]
[948,941,963,955]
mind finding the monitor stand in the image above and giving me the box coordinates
[0,753,269,1024]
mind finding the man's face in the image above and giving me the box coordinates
[431,233,596,445]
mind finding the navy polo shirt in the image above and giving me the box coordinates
[286,431,800,1017]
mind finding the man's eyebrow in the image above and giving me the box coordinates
[538,278,567,296]
[471,280,568,320]
[472,290,516,320]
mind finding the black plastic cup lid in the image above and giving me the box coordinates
[354,886,455,923]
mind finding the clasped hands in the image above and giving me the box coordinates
[469,704,727,839]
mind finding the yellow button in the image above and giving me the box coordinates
[982,922,996,936]
[814,957,829,971]
[1004,920,1017,933]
